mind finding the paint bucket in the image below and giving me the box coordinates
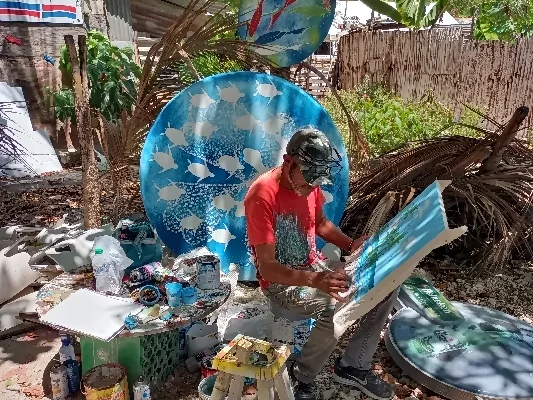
[82,363,129,400]
[198,374,257,400]
[196,255,220,289]
[165,282,183,307]
[198,375,217,400]
[182,286,197,305]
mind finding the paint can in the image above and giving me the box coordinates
[82,363,128,400]
[196,255,220,290]
[181,286,197,305]
[165,282,183,307]
[133,376,151,400]
[50,363,69,400]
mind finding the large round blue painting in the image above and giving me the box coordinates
[140,72,349,281]
[238,0,335,67]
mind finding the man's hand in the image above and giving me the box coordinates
[310,267,350,302]
[350,235,369,254]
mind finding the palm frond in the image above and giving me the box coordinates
[341,108,533,273]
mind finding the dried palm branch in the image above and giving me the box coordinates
[99,0,369,222]
[340,107,533,274]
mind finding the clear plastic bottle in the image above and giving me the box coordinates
[58,335,75,363]
[92,248,121,294]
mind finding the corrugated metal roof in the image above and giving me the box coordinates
[130,0,228,38]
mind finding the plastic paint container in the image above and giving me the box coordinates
[165,282,183,307]
[182,286,197,305]
[196,255,220,290]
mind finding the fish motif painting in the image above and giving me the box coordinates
[140,72,349,280]
[238,0,335,67]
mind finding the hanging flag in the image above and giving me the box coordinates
[0,1,82,24]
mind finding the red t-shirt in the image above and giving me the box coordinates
[244,169,325,289]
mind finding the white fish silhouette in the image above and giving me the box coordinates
[187,160,215,182]
[209,223,236,251]
[217,83,244,107]
[189,89,216,109]
[262,114,289,136]
[243,148,269,173]
[156,180,185,201]
[153,145,178,172]
[180,214,204,232]
[322,190,333,205]
[217,155,244,179]
[191,120,217,138]
[235,200,245,218]
[235,110,259,132]
[213,193,237,211]
[254,79,282,105]
[162,122,188,147]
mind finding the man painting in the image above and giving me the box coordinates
[244,128,396,400]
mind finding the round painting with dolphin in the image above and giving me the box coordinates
[238,0,335,67]
[140,72,349,280]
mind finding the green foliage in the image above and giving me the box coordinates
[48,30,141,123]
[176,52,244,85]
[448,0,533,40]
[359,0,449,29]
[475,0,533,40]
[321,80,482,157]
[45,86,75,123]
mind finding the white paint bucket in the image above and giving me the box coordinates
[196,255,221,289]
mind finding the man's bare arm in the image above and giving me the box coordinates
[316,208,352,252]
[254,243,350,301]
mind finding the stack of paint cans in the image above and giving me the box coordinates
[196,255,220,290]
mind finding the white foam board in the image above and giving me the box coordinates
[40,289,143,341]
[0,83,62,177]
[0,248,39,304]
[0,290,37,332]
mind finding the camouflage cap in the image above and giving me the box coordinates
[286,128,342,186]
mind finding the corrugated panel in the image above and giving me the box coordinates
[106,0,134,42]
[130,0,227,38]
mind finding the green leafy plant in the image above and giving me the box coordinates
[359,0,449,29]
[475,0,533,40]
[48,30,141,123]
[321,79,482,157]
[448,0,533,40]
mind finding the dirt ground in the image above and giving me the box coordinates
[1,170,532,400]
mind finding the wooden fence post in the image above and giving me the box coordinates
[65,34,101,229]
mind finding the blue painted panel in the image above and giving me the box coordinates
[140,72,348,280]
[238,0,335,67]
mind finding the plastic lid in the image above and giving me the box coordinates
[95,248,103,254]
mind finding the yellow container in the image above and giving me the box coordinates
[82,363,129,400]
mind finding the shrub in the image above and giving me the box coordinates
[321,80,483,157]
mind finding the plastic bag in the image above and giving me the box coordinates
[90,235,133,294]
[217,302,274,342]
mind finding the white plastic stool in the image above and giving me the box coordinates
[211,334,294,400]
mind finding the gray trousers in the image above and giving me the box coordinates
[265,284,398,384]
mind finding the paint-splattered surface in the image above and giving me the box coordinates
[238,0,335,67]
[349,181,449,302]
[139,72,349,280]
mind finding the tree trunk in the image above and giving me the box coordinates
[65,34,101,229]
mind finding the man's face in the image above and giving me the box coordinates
[287,158,315,197]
